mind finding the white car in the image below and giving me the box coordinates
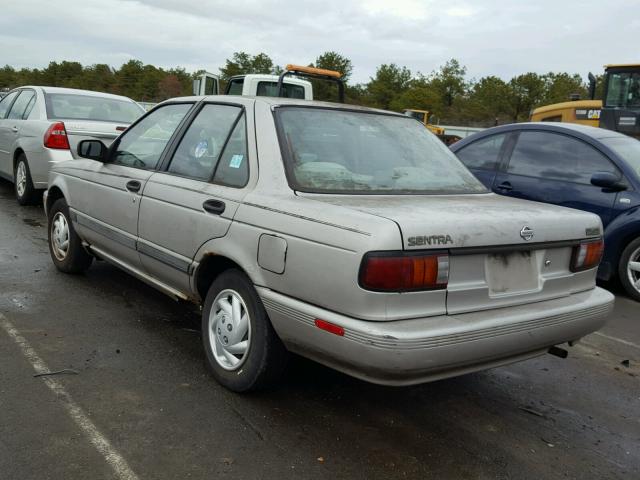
[0,86,144,204]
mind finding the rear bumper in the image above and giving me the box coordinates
[259,287,614,386]
[28,148,73,188]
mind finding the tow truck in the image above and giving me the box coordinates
[192,64,345,101]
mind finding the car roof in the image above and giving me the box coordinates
[162,95,401,115]
[451,122,630,152]
[20,86,137,102]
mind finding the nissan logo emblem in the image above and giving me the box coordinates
[520,226,534,241]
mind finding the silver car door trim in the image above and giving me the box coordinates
[136,240,191,273]
[88,245,189,301]
[243,202,371,236]
[145,178,239,203]
[58,168,140,181]
[71,209,137,250]
[141,194,202,213]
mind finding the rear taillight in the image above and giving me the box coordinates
[44,122,69,149]
[571,239,604,272]
[359,251,449,292]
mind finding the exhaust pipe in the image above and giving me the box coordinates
[548,345,568,359]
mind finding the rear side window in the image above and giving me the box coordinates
[456,133,507,171]
[0,91,19,118]
[507,131,620,184]
[45,93,144,123]
[167,104,242,181]
[7,90,35,120]
[227,79,244,95]
[213,114,249,187]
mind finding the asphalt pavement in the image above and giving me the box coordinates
[0,178,638,480]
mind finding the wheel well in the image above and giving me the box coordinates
[195,254,245,300]
[13,148,24,169]
[46,186,65,215]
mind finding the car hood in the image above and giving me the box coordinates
[298,192,602,249]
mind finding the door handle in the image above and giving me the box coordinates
[496,181,513,192]
[202,199,226,215]
[126,180,142,193]
[11,126,18,133]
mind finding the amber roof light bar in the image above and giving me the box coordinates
[277,64,345,103]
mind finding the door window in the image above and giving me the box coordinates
[507,131,620,184]
[167,104,242,181]
[0,91,19,119]
[7,90,35,120]
[456,133,507,170]
[112,103,192,170]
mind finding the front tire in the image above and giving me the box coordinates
[201,269,288,392]
[14,154,39,205]
[48,198,93,274]
[619,237,640,302]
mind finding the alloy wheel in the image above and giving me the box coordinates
[16,161,27,198]
[627,246,640,296]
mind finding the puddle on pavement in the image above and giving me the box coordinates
[23,218,44,228]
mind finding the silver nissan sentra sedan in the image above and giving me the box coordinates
[44,95,614,392]
[0,86,144,205]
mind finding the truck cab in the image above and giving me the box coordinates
[600,63,640,139]
[192,70,313,100]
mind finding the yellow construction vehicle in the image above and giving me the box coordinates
[530,99,602,127]
[530,63,640,138]
[403,109,445,135]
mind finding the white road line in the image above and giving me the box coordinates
[593,331,640,350]
[0,313,140,480]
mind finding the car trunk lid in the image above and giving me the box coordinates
[300,193,602,314]
[58,120,128,157]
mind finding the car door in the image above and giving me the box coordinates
[492,130,620,227]
[453,132,512,187]
[66,102,194,269]
[137,102,253,293]
[0,90,20,177]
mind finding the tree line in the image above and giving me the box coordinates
[0,52,602,126]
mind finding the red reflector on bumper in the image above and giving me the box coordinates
[314,319,345,336]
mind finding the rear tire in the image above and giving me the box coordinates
[201,269,288,392]
[14,154,39,205]
[48,198,93,274]
[619,237,640,302]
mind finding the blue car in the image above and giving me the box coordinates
[451,122,640,301]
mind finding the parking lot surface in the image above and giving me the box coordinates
[1,178,638,480]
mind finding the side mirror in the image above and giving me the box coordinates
[77,139,107,161]
[590,171,626,191]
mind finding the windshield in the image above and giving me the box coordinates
[276,107,487,194]
[605,71,640,108]
[601,136,640,179]
[46,93,144,124]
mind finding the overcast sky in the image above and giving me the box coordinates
[1,0,639,83]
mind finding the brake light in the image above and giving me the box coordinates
[359,252,449,292]
[571,239,604,272]
[44,122,69,150]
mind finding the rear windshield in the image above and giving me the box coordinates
[45,93,144,124]
[601,136,640,179]
[276,107,487,194]
[257,81,305,99]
